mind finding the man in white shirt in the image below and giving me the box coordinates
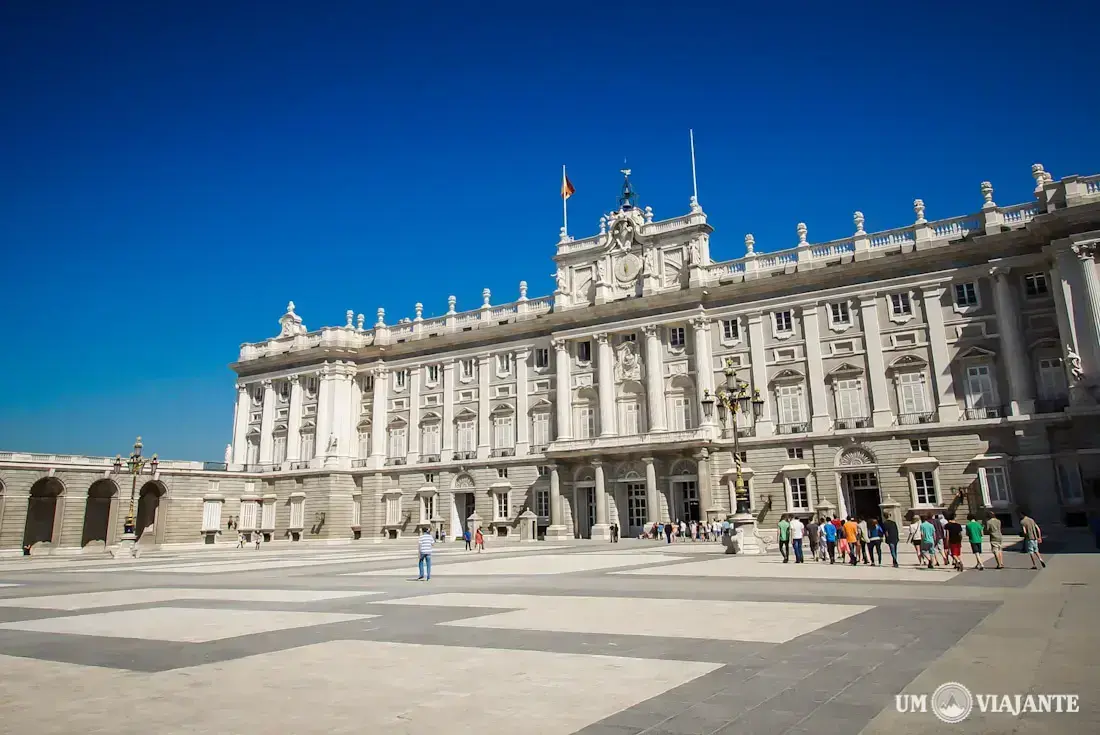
[789,516,806,563]
[417,527,434,581]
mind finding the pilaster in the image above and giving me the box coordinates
[231,384,249,466]
[859,295,894,427]
[515,348,530,456]
[477,354,490,459]
[1050,251,1086,404]
[315,367,335,467]
[442,360,455,460]
[691,316,716,427]
[408,364,421,464]
[258,380,275,463]
[1069,240,1100,382]
[369,364,389,467]
[596,333,617,437]
[801,305,831,432]
[643,325,667,431]
[747,313,774,436]
[989,265,1036,415]
[553,339,572,440]
[347,373,361,463]
[695,448,716,519]
[286,376,302,463]
[921,286,960,421]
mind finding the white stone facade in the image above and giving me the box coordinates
[3,164,1100,552]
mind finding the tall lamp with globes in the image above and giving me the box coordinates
[112,436,158,557]
[701,359,765,553]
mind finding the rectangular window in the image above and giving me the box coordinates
[457,419,476,452]
[261,500,275,530]
[954,282,978,307]
[891,293,912,316]
[246,438,260,466]
[913,471,937,505]
[385,496,401,526]
[273,435,287,464]
[833,378,863,419]
[1037,357,1068,400]
[985,467,1011,505]
[395,370,407,389]
[426,365,440,384]
[357,430,371,458]
[201,500,223,532]
[421,423,440,455]
[461,359,476,379]
[722,319,739,341]
[622,333,636,343]
[897,372,929,414]
[776,385,804,424]
[910,438,930,452]
[496,354,512,375]
[627,483,647,530]
[577,405,596,439]
[829,302,851,326]
[425,473,435,484]
[1024,272,1049,297]
[775,311,793,333]
[788,477,810,511]
[494,491,510,521]
[300,433,315,461]
[362,375,374,392]
[535,489,550,518]
[289,498,305,530]
[492,415,514,449]
[670,395,692,431]
[621,400,641,435]
[1057,460,1084,504]
[577,341,592,362]
[965,364,997,410]
[669,326,686,348]
[497,467,508,479]
[420,494,435,524]
[351,496,361,527]
[534,348,549,369]
[537,465,550,477]
[787,447,804,460]
[531,412,550,446]
[388,427,407,458]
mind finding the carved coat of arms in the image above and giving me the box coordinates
[615,340,641,381]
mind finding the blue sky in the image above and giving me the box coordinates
[1,1,1097,460]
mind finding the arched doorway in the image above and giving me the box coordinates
[135,481,167,543]
[23,477,65,549]
[836,447,882,520]
[669,459,700,523]
[81,479,119,548]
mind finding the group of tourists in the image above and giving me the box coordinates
[646,519,727,543]
[776,510,1048,571]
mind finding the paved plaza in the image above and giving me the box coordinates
[0,537,1096,734]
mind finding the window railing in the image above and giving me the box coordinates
[964,406,1007,420]
[1035,397,1069,414]
[530,445,549,454]
[203,461,228,471]
[241,463,276,472]
[386,457,407,466]
[491,448,516,458]
[352,458,371,468]
[455,451,477,460]
[290,461,311,470]
[776,422,810,435]
[898,411,938,425]
[834,416,870,430]
[422,454,441,463]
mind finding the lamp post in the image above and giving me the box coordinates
[701,359,765,553]
[113,436,158,554]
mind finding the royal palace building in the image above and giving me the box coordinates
[3,164,1100,554]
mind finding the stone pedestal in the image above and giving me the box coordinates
[544,524,571,540]
[467,511,481,536]
[590,523,612,541]
[879,500,903,527]
[815,501,836,521]
[730,513,764,555]
[110,533,139,559]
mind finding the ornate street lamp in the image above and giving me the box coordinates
[713,359,764,515]
[113,436,158,549]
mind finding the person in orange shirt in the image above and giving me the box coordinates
[843,517,860,565]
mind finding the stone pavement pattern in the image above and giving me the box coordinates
[0,537,1094,734]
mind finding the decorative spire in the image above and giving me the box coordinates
[980,181,995,208]
[447,295,456,315]
[618,165,637,211]
[796,222,808,245]
[375,308,385,328]
[356,313,365,331]
[482,288,491,309]
[744,234,755,255]
[414,303,423,322]
[1032,163,1046,191]
[853,211,865,235]
[518,281,528,301]
[345,310,354,328]
[913,199,926,224]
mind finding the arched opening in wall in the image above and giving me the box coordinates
[669,459,700,523]
[135,481,167,542]
[23,477,64,548]
[81,479,118,548]
[836,447,881,520]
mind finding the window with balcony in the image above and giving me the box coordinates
[456,417,477,455]
[964,364,1000,418]
[953,282,979,309]
[1023,272,1049,298]
[775,384,805,431]
[421,422,440,456]
[669,395,693,431]
[492,413,515,451]
[576,404,597,439]
[531,411,550,448]
[896,372,930,420]
[621,399,642,436]
[669,326,686,348]
[534,348,550,369]
[387,426,407,459]
[300,432,315,462]
[357,429,371,458]
[1037,357,1069,410]
[246,437,260,465]
[833,378,866,427]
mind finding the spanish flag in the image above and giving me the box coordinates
[561,167,575,200]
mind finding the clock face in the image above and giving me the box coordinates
[615,253,642,282]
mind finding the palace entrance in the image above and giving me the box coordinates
[625,482,647,537]
[454,492,476,535]
[574,486,595,538]
[674,480,700,523]
[842,472,882,521]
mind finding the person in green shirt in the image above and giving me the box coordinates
[965,514,985,571]
[777,515,791,563]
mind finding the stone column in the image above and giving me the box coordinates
[990,265,1035,415]
[332,368,354,467]
[553,338,573,440]
[315,367,335,465]
[441,360,455,460]
[258,380,275,464]
[477,354,491,458]
[859,295,894,427]
[1070,241,1100,380]
[546,463,569,539]
[408,364,421,464]
[747,313,774,436]
[643,325,667,431]
[231,383,249,465]
[691,317,716,426]
[695,448,715,520]
[347,373,361,462]
[515,348,530,456]
[643,456,659,526]
[286,376,303,462]
[801,304,831,432]
[596,333,617,437]
[921,286,960,421]
[591,458,610,539]
[369,365,389,466]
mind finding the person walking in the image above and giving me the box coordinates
[857,517,870,564]
[236,531,245,549]
[907,515,924,565]
[881,516,899,568]
[843,517,860,565]
[664,521,673,544]
[985,512,1005,569]
[965,514,985,570]
[806,517,820,563]
[254,532,261,550]
[474,527,485,552]
[790,515,805,563]
[867,518,884,566]
[416,527,434,581]
[463,528,472,551]
[1019,512,1047,570]
[919,515,937,570]
[777,515,791,563]
[944,515,965,571]
[821,516,838,563]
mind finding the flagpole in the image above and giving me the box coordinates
[562,164,569,237]
[690,129,699,203]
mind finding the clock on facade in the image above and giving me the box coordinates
[615,253,642,283]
